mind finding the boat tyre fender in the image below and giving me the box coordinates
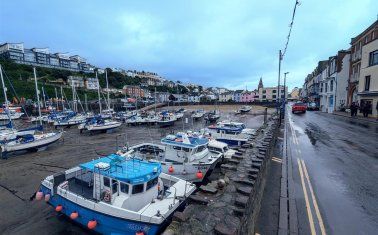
[103,190,111,202]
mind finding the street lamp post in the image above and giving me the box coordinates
[283,72,289,119]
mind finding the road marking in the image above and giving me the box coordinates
[301,159,327,235]
[272,157,282,163]
[297,158,316,235]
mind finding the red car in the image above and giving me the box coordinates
[292,102,307,114]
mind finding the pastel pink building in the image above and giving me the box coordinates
[241,91,255,102]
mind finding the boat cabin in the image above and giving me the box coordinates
[64,154,162,212]
[160,133,210,163]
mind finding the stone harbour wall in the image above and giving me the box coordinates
[163,116,279,235]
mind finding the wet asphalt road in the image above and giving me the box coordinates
[286,106,378,235]
[0,108,267,235]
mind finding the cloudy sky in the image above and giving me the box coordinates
[0,0,376,90]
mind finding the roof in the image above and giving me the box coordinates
[80,154,161,184]
[161,133,208,148]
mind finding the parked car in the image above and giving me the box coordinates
[307,102,319,111]
[292,102,307,114]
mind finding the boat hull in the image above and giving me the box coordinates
[1,132,62,157]
[157,121,175,128]
[215,138,247,147]
[39,185,161,235]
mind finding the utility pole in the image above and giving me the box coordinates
[283,72,289,120]
[277,50,282,125]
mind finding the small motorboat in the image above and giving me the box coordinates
[119,132,223,182]
[1,132,63,158]
[78,116,122,133]
[204,110,221,122]
[157,112,176,127]
[36,154,196,235]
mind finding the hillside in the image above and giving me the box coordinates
[0,59,187,102]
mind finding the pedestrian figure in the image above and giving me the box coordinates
[350,102,357,117]
[363,102,371,118]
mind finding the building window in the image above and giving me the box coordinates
[272,95,276,98]
[364,76,370,91]
[272,90,276,93]
[262,95,266,99]
[262,90,266,94]
[369,50,378,66]
[325,83,328,92]
[330,80,334,91]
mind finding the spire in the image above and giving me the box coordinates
[258,77,263,89]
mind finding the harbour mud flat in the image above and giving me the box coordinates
[0,106,273,234]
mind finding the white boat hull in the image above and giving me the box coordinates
[1,132,62,155]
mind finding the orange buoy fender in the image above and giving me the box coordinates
[70,211,79,220]
[136,230,145,235]
[36,191,44,200]
[168,165,174,173]
[87,220,97,230]
[44,194,51,202]
[196,170,203,179]
[55,205,63,212]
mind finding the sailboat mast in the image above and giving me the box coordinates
[96,72,102,113]
[71,80,76,112]
[105,69,110,110]
[154,87,157,113]
[85,93,88,112]
[60,86,65,111]
[55,87,59,110]
[33,67,42,126]
[0,65,13,128]
[41,86,46,109]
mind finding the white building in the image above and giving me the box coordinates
[67,76,85,88]
[335,51,351,111]
[85,77,99,90]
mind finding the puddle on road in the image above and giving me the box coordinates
[305,122,331,146]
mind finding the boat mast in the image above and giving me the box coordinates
[60,86,65,111]
[154,87,157,113]
[96,72,102,113]
[71,80,76,112]
[0,65,13,128]
[41,86,47,109]
[85,93,88,112]
[33,67,42,126]
[54,87,59,111]
[105,69,110,110]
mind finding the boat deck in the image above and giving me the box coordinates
[67,178,94,200]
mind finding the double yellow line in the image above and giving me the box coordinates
[297,158,327,235]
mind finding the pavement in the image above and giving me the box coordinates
[282,107,378,235]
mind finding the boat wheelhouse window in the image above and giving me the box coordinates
[173,146,181,150]
[103,177,110,187]
[112,179,118,193]
[182,147,190,152]
[120,182,129,194]
[197,145,206,153]
[223,146,228,152]
[132,183,144,194]
[146,177,158,190]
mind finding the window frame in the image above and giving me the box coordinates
[132,183,145,194]
[364,76,371,91]
[369,50,378,66]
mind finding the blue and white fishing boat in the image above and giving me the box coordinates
[205,120,255,146]
[204,110,221,122]
[119,132,223,182]
[157,111,176,127]
[191,109,205,120]
[37,154,196,235]
[53,113,87,128]
[78,116,122,133]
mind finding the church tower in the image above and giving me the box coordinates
[258,77,263,90]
